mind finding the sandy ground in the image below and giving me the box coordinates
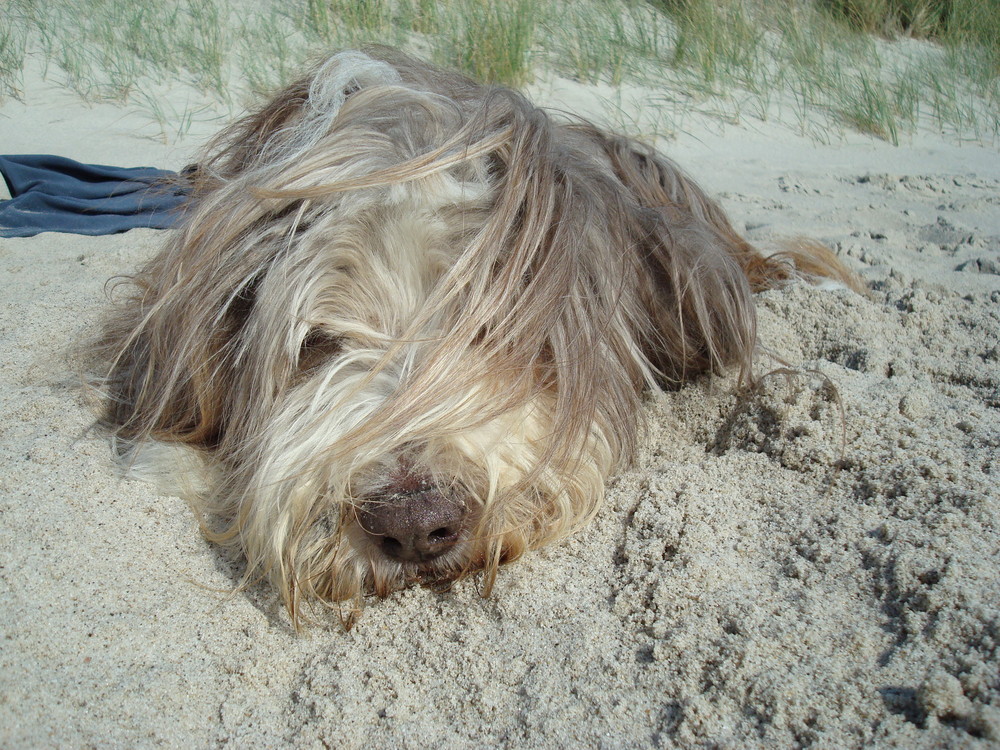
[2,52,999,748]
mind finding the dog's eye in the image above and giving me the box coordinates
[297,328,343,372]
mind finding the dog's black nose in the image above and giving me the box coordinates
[359,487,466,564]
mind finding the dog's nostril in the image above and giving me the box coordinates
[359,488,466,565]
[381,536,403,555]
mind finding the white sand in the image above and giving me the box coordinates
[2,55,998,748]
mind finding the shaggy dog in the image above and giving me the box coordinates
[90,47,854,625]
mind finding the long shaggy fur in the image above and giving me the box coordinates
[89,47,855,626]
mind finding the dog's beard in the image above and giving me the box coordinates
[221,352,612,613]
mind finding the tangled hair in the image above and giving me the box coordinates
[89,47,856,626]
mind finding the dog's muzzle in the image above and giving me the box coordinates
[358,482,467,564]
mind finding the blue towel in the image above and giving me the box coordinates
[0,154,188,238]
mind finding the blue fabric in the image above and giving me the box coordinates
[0,154,188,238]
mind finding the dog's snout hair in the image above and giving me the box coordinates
[86,46,858,626]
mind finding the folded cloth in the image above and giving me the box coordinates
[0,154,188,238]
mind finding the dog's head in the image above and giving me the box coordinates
[96,48,760,623]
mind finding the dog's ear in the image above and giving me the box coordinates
[98,197,347,450]
[586,128,773,385]
[96,256,258,449]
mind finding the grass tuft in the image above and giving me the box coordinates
[1,7,29,100]
[821,0,951,37]
[303,0,394,45]
[432,0,539,86]
[834,71,901,143]
[654,0,764,91]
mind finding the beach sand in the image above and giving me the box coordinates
[2,54,998,748]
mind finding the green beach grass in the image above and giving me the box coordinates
[2,0,998,144]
